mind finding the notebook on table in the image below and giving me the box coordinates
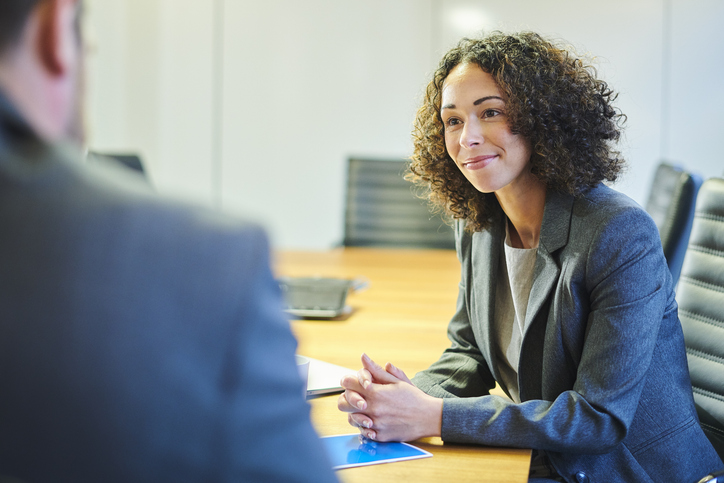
[321,434,432,469]
[305,357,356,397]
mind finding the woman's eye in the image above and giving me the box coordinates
[444,118,461,129]
[482,109,501,119]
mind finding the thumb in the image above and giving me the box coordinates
[361,353,399,384]
[385,362,412,385]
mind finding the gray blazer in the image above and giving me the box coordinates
[413,185,722,482]
[0,91,338,483]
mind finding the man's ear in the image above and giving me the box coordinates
[35,0,79,77]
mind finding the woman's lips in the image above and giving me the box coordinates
[463,155,497,170]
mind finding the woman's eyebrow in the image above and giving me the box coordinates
[473,95,503,105]
[441,96,504,110]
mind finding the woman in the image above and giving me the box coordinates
[337,32,723,482]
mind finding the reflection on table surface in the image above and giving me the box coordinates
[275,248,532,483]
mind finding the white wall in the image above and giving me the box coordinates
[84,0,724,249]
[219,0,433,247]
[666,0,724,181]
[85,0,217,205]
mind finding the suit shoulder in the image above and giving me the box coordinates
[66,156,268,243]
[565,185,662,267]
[47,157,273,290]
[574,184,654,229]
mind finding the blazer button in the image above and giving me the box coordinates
[575,471,589,483]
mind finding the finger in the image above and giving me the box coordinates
[347,413,360,429]
[340,373,364,392]
[346,389,368,411]
[361,353,399,384]
[337,390,367,412]
[385,362,412,385]
[357,368,372,389]
[337,392,354,412]
[339,375,369,410]
[348,413,373,429]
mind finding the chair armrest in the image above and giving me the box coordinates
[697,469,724,483]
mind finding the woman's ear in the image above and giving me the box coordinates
[35,0,80,77]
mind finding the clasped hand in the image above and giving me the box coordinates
[337,353,442,442]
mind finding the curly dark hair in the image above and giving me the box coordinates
[408,31,626,231]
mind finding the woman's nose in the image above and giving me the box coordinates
[460,118,484,148]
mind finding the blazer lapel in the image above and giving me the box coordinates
[525,190,573,329]
[471,209,505,383]
[518,190,574,400]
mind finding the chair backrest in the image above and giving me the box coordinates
[645,163,702,284]
[677,177,724,460]
[0,476,29,483]
[87,151,149,180]
[343,158,454,249]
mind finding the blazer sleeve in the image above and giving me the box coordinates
[412,220,497,398]
[439,205,674,454]
[214,226,339,482]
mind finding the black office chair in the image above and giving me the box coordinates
[0,476,30,483]
[343,158,455,249]
[677,177,724,462]
[645,163,701,284]
[87,151,151,184]
[696,469,724,483]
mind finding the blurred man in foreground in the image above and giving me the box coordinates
[0,1,337,481]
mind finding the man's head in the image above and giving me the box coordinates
[0,1,44,54]
[0,0,84,145]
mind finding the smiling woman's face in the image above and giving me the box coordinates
[440,63,533,195]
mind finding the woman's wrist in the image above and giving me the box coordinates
[424,394,444,438]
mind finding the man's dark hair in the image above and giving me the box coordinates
[0,0,45,55]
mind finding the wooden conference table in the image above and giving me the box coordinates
[274,247,532,483]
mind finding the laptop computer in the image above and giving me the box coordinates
[279,277,353,318]
[305,357,356,397]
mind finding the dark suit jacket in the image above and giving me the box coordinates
[413,184,722,482]
[0,92,337,483]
